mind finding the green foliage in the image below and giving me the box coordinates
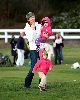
[51,9,80,29]
[0,0,80,28]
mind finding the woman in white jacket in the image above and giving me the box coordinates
[24,12,41,88]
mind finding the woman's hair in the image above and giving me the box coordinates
[26,12,35,26]
[55,32,60,38]
[27,21,31,26]
[26,12,35,20]
[53,32,61,42]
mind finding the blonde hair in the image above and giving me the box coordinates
[42,50,48,56]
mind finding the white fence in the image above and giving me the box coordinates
[0,29,80,43]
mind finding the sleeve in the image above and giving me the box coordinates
[32,60,41,72]
[59,38,62,43]
[48,27,53,36]
[49,60,53,70]
[24,23,33,42]
[25,29,34,42]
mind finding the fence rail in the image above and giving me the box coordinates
[0,29,80,43]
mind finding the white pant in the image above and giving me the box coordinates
[16,49,24,66]
[40,43,54,60]
[38,72,46,88]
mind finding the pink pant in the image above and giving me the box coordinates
[38,72,46,88]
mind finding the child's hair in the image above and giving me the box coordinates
[42,50,48,56]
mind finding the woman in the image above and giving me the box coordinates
[16,32,25,66]
[53,32,63,65]
[24,12,41,88]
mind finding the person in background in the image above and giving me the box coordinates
[53,32,63,65]
[24,12,41,88]
[32,49,53,91]
[16,32,25,66]
[10,35,17,65]
[60,34,64,63]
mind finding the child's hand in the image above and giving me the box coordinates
[32,71,34,73]
[49,68,52,71]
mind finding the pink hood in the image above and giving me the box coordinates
[41,17,51,26]
[40,17,52,40]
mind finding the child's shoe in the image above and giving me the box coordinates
[42,87,47,91]
[38,85,47,91]
[38,85,43,91]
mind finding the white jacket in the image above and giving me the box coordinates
[55,38,62,44]
[24,22,41,50]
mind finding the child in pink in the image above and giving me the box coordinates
[40,17,52,41]
[32,49,53,91]
[35,17,53,46]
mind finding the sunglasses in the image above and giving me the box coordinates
[41,21,48,25]
[44,22,48,23]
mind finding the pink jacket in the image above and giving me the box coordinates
[40,17,52,41]
[33,58,53,75]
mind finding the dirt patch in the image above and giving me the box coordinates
[48,39,80,47]
[0,39,80,49]
[0,40,10,49]
[64,39,80,47]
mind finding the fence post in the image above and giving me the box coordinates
[5,32,8,43]
[60,30,64,37]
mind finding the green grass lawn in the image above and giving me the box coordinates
[0,47,80,100]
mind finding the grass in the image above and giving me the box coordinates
[0,47,80,100]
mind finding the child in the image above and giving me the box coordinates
[40,17,52,42]
[32,49,53,91]
[35,17,53,51]
[39,43,54,60]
